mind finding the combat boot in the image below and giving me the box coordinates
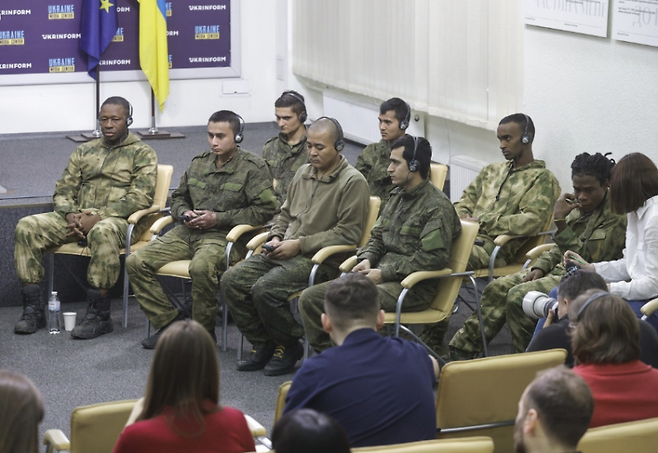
[71,289,113,339]
[419,319,450,358]
[14,285,45,334]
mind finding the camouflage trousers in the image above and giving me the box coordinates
[221,253,338,349]
[126,225,235,332]
[299,279,435,352]
[14,212,136,290]
[449,268,562,353]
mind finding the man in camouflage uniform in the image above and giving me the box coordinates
[449,153,627,357]
[419,113,561,356]
[221,117,370,376]
[261,90,309,205]
[126,110,279,349]
[298,135,462,352]
[355,97,410,213]
[14,96,157,339]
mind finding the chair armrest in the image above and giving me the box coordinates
[311,245,356,264]
[642,298,658,317]
[340,256,358,273]
[227,224,266,243]
[43,429,70,453]
[525,243,553,261]
[400,268,453,289]
[150,215,175,235]
[247,232,269,250]
[127,205,163,224]
[244,414,267,437]
[493,230,555,247]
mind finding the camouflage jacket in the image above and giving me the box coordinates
[532,193,627,276]
[455,160,560,262]
[171,148,279,235]
[358,180,462,283]
[355,140,394,213]
[53,133,157,220]
[269,157,370,256]
[261,133,308,205]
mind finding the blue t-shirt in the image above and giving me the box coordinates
[284,328,437,448]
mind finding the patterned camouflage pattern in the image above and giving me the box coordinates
[221,158,370,348]
[454,160,561,266]
[14,134,157,289]
[355,140,395,213]
[449,193,627,353]
[299,179,462,351]
[420,159,560,348]
[127,148,278,332]
[261,133,308,206]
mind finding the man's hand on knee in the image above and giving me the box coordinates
[79,212,101,235]
[268,239,300,260]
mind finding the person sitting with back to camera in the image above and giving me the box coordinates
[526,269,658,368]
[565,152,658,330]
[113,320,255,453]
[569,289,658,427]
[0,369,44,453]
[271,409,350,453]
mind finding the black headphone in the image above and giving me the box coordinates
[316,116,345,151]
[408,136,420,172]
[234,113,245,143]
[283,90,307,123]
[521,113,532,145]
[576,291,610,321]
[399,102,411,130]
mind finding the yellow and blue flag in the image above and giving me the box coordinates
[138,0,169,111]
[80,0,118,79]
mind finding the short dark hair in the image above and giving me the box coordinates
[380,97,409,125]
[391,134,432,179]
[557,269,607,302]
[499,113,535,143]
[207,110,241,137]
[272,409,350,453]
[609,153,658,214]
[571,152,616,187]
[324,273,380,331]
[569,289,640,364]
[308,117,342,149]
[101,96,131,117]
[523,366,593,449]
[275,90,306,117]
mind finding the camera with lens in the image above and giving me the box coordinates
[522,291,559,319]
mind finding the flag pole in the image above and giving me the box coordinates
[148,89,159,135]
[91,67,102,138]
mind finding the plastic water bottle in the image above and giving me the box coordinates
[48,291,62,335]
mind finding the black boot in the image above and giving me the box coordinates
[71,289,114,339]
[14,285,45,334]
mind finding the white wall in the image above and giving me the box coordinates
[524,25,658,191]
[0,1,278,135]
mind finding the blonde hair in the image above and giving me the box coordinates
[0,369,44,453]
[138,320,220,436]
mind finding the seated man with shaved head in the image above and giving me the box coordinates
[221,117,370,376]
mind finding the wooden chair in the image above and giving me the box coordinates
[146,218,268,352]
[430,162,448,191]
[353,437,494,453]
[43,399,137,453]
[434,349,567,453]
[46,164,174,328]
[578,417,658,453]
[340,220,481,363]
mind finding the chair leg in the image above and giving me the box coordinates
[122,262,129,328]
[48,253,55,294]
[238,334,244,361]
[221,301,228,352]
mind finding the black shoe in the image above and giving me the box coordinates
[237,345,276,372]
[264,342,304,376]
[14,285,45,335]
[71,290,113,340]
[141,313,185,349]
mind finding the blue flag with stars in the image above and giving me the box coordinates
[80,0,118,79]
